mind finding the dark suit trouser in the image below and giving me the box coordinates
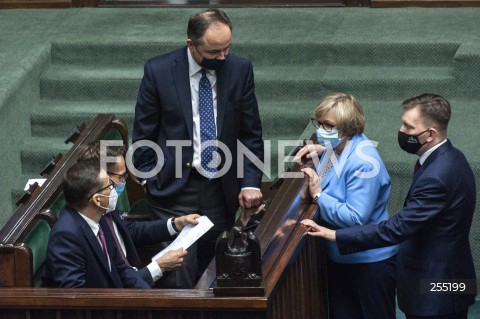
[148,173,229,288]
[327,255,396,319]
[405,310,468,319]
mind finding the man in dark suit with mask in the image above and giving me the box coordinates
[43,161,151,288]
[77,142,199,286]
[301,93,476,319]
[132,8,264,288]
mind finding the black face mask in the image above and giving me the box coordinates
[398,129,429,154]
[194,46,227,71]
[200,55,227,71]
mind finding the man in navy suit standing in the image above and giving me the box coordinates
[132,9,264,288]
[302,93,476,319]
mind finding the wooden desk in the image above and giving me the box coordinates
[0,114,327,319]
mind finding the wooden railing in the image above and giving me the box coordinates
[0,114,327,319]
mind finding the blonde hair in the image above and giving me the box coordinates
[313,93,365,136]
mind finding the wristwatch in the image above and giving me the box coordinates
[312,192,321,203]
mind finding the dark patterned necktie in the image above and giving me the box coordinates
[104,213,130,266]
[97,226,111,271]
[199,69,217,178]
[413,159,421,175]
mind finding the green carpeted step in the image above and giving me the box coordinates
[40,65,142,101]
[31,98,477,166]
[29,98,313,181]
[256,65,454,101]
[51,41,459,68]
[40,63,453,102]
[258,99,317,138]
[31,100,135,139]
[31,99,312,142]
[453,44,480,100]
[51,41,180,66]
[242,42,459,68]
[20,137,71,176]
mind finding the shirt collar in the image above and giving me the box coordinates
[187,47,214,77]
[418,139,447,165]
[78,211,101,236]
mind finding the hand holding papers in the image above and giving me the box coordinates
[152,215,214,261]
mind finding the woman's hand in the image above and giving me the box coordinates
[301,167,322,199]
[293,143,326,163]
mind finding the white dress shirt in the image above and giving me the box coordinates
[187,47,218,170]
[78,211,178,283]
[78,212,111,271]
[418,139,448,165]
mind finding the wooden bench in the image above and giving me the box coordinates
[0,114,130,288]
[0,114,327,319]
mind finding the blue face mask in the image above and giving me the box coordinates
[316,127,344,149]
[115,182,126,197]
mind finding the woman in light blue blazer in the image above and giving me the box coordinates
[296,93,398,319]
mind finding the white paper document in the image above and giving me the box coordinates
[24,178,47,191]
[151,215,214,261]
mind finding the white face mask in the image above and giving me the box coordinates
[96,188,118,213]
[316,127,344,149]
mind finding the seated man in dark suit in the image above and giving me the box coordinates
[77,141,200,286]
[43,161,150,288]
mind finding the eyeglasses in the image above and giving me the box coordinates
[88,180,115,199]
[311,118,335,132]
[107,172,129,183]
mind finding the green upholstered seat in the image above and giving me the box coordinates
[23,219,51,287]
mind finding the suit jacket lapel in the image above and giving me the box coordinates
[111,211,140,265]
[72,212,113,281]
[67,208,106,271]
[84,226,111,277]
[215,64,230,138]
[408,140,453,195]
[172,48,194,140]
